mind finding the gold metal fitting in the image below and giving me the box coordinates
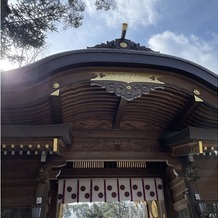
[194,89,200,95]
[120,42,128,48]
[122,23,128,31]
[52,82,60,89]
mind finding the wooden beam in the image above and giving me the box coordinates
[113,98,127,129]
[160,126,218,156]
[160,126,218,147]
[1,124,73,145]
[73,129,160,139]
[50,90,63,124]
[59,150,182,170]
[57,168,164,179]
[168,95,203,130]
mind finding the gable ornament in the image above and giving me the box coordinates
[91,72,165,101]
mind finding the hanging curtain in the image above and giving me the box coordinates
[57,178,164,204]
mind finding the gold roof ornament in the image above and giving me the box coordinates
[88,23,157,52]
[91,72,164,101]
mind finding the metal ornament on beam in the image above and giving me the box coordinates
[170,140,218,156]
[91,72,165,101]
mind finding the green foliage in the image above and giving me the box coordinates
[85,202,116,218]
[1,0,116,64]
[95,0,116,10]
[63,201,148,218]
[70,203,90,217]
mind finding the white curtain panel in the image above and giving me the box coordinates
[57,178,164,204]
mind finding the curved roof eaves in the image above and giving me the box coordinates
[1,48,218,90]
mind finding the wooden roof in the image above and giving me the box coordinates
[1,38,218,160]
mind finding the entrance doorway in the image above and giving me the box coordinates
[58,178,167,218]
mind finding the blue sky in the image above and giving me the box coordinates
[2,0,218,73]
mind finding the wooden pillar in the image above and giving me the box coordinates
[182,157,206,218]
[32,168,50,218]
[48,180,58,218]
[163,168,177,218]
[185,180,202,217]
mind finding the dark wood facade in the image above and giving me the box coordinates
[1,35,217,218]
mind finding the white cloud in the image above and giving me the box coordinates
[84,0,161,28]
[148,31,218,73]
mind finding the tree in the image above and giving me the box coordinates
[85,202,117,218]
[62,205,72,218]
[60,201,149,218]
[70,203,90,218]
[12,44,50,67]
[1,0,116,64]
[85,202,141,218]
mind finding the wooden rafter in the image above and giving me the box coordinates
[50,89,63,124]
[167,95,203,130]
[113,98,127,129]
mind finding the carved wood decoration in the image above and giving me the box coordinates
[166,167,187,212]
[88,38,157,52]
[91,72,165,101]
[72,138,158,152]
[184,164,200,182]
